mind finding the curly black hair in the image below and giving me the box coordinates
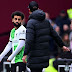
[11,11,24,20]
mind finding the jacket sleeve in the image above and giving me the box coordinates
[8,40,25,61]
[24,20,35,55]
[49,23,65,47]
[0,41,12,61]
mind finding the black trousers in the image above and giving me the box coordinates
[11,62,26,72]
[30,68,43,72]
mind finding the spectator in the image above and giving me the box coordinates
[62,33,70,47]
[69,20,72,41]
[55,10,70,33]
[55,26,61,36]
[51,21,57,29]
[45,12,52,23]
[70,24,72,31]
[69,24,72,41]
[60,33,71,59]
[67,6,72,20]
[63,24,70,35]
[70,37,72,53]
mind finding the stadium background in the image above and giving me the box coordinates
[0,0,72,51]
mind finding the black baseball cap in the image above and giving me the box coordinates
[28,1,39,12]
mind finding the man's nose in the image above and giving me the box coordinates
[16,19,19,22]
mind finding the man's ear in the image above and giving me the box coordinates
[29,9,32,14]
[12,18,13,22]
[21,19,23,23]
[38,8,39,9]
[28,9,30,12]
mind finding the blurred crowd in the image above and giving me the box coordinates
[44,9,72,72]
[45,10,72,58]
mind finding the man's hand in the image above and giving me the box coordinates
[7,59,11,62]
[62,46,70,52]
[22,55,27,63]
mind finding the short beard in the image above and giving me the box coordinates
[13,22,21,28]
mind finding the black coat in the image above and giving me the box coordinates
[55,16,71,32]
[24,9,65,69]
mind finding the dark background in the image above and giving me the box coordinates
[0,0,72,51]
